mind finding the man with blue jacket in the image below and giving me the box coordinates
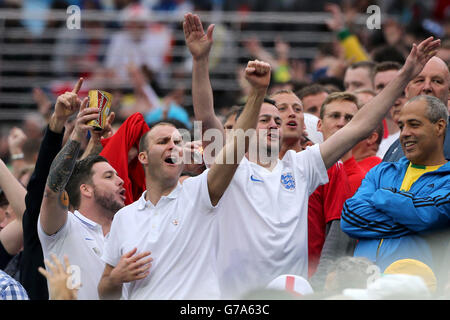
[341,95,450,288]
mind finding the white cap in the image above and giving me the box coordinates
[266,274,314,297]
[303,113,323,144]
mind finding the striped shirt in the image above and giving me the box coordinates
[0,270,29,300]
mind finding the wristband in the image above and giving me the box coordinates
[10,153,24,160]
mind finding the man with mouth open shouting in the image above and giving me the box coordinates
[97,58,273,299]
[183,12,442,298]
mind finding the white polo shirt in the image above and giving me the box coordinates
[38,210,106,300]
[102,170,220,300]
[216,144,328,299]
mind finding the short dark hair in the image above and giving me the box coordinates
[371,45,406,65]
[147,119,188,131]
[65,155,108,209]
[235,98,276,121]
[0,188,8,207]
[374,122,384,146]
[372,61,402,80]
[320,92,359,119]
[296,84,330,100]
[316,77,345,92]
[139,122,177,153]
[223,105,243,125]
[348,61,376,73]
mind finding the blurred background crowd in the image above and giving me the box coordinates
[0,0,449,301]
[0,0,448,164]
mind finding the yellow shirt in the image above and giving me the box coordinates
[337,28,369,63]
[400,162,444,192]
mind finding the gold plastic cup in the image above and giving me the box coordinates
[87,90,112,131]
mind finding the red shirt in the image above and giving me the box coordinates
[343,156,366,195]
[100,113,149,205]
[357,156,382,173]
[307,161,352,277]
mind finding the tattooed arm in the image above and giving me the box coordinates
[39,92,100,235]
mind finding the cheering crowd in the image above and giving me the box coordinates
[0,2,450,300]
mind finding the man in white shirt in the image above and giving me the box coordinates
[97,57,273,299]
[185,12,441,298]
[38,79,127,300]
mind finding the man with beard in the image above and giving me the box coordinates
[97,58,272,300]
[38,89,128,300]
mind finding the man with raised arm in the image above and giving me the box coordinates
[38,81,134,300]
[183,12,441,299]
[20,79,83,300]
[97,59,272,299]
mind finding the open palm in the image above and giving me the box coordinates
[183,13,214,60]
[403,37,441,79]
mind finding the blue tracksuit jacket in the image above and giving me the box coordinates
[341,157,450,271]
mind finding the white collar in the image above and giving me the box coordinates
[72,210,101,230]
[137,184,181,210]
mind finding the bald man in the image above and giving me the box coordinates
[383,56,450,162]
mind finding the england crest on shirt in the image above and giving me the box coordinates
[281,172,295,190]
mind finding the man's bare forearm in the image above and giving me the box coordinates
[234,87,266,132]
[98,272,123,300]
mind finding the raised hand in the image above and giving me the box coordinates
[91,111,115,141]
[325,3,345,31]
[109,248,152,285]
[183,12,215,61]
[54,78,84,120]
[70,96,99,142]
[402,36,441,79]
[38,254,80,300]
[244,60,271,91]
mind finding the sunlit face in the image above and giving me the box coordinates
[398,99,446,165]
[89,162,125,214]
[255,103,282,155]
[301,92,329,118]
[344,67,373,92]
[406,57,450,105]
[272,92,304,141]
[140,124,184,183]
[318,100,359,140]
